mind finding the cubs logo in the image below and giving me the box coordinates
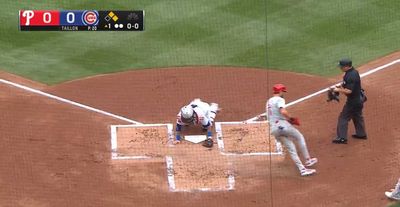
[82,10,99,25]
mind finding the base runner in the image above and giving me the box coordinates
[266,84,318,176]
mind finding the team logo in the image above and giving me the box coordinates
[82,10,99,25]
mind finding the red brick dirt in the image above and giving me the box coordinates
[1,52,399,207]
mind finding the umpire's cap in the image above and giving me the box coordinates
[338,58,352,67]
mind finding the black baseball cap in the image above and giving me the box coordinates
[338,58,352,67]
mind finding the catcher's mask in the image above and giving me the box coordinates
[181,116,194,124]
[180,106,194,123]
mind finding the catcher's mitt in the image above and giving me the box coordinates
[202,138,214,148]
[327,88,340,102]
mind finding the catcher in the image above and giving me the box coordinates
[266,84,318,176]
[174,98,219,148]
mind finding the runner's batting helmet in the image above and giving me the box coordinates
[273,84,287,93]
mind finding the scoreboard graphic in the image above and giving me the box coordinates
[19,10,144,31]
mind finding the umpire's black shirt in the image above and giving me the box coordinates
[342,67,362,105]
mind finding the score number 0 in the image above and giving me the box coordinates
[127,23,140,29]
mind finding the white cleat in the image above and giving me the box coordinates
[305,158,318,167]
[300,168,316,177]
[385,191,400,201]
[386,179,400,200]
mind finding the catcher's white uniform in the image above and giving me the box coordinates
[177,99,218,128]
[175,99,219,142]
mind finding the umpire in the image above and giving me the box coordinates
[332,58,367,144]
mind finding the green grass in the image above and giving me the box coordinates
[265,0,400,75]
[388,202,400,207]
[0,0,399,84]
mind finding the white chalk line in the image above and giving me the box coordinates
[215,121,283,156]
[110,123,173,160]
[246,59,400,122]
[113,125,235,192]
[110,125,151,160]
[0,79,142,124]
[166,156,176,191]
[110,125,118,158]
[0,74,233,191]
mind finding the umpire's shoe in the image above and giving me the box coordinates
[352,134,367,139]
[332,137,347,144]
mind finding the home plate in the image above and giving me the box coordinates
[185,135,207,144]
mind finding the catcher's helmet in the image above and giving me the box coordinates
[180,106,194,119]
[273,84,287,93]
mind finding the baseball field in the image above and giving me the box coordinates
[1,0,400,206]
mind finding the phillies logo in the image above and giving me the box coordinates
[82,10,98,25]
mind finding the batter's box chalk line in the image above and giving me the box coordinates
[110,123,173,160]
[245,59,400,122]
[215,121,283,156]
[165,156,235,192]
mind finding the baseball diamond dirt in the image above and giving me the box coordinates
[217,122,279,154]
[0,52,399,206]
[171,154,232,191]
[115,125,170,158]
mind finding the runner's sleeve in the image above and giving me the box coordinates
[277,97,286,108]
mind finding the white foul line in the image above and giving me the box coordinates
[0,79,142,124]
[246,59,400,122]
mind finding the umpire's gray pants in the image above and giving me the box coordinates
[337,102,367,139]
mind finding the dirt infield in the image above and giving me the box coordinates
[115,125,170,158]
[217,122,279,154]
[171,155,233,191]
[1,52,400,206]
